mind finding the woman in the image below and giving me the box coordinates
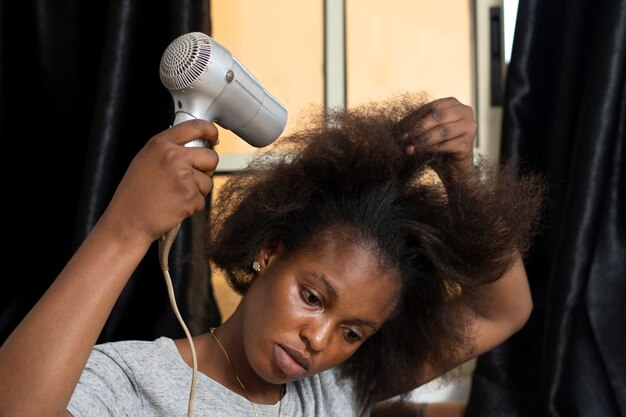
[0,94,545,416]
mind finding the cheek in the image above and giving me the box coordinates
[243,273,303,344]
[243,277,314,382]
[264,276,301,319]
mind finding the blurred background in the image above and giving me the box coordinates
[1,1,624,416]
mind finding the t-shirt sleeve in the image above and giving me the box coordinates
[67,344,142,417]
[290,368,370,417]
[319,369,371,417]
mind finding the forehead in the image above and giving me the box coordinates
[294,232,400,321]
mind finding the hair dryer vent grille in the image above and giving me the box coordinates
[160,32,212,91]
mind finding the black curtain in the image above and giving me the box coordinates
[467,0,626,416]
[0,0,221,345]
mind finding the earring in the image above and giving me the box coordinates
[252,261,261,273]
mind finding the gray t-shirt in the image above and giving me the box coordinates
[67,337,369,417]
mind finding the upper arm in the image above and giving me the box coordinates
[438,255,532,370]
[67,346,142,417]
[465,256,533,357]
[374,256,532,402]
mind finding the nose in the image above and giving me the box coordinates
[300,319,333,352]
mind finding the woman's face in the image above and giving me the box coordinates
[241,234,400,384]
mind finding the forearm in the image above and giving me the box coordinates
[458,254,533,359]
[0,219,152,416]
[470,254,532,326]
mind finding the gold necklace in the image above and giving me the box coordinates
[209,327,285,417]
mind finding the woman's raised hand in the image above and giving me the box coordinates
[407,97,478,182]
[99,119,220,246]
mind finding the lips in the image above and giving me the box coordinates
[275,344,310,379]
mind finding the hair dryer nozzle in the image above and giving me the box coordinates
[159,32,287,148]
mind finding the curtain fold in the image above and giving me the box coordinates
[0,0,220,344]
[466,0,626,416]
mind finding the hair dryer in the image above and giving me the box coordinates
[159,32,288,148]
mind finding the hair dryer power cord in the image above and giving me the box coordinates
[158,224,198,417]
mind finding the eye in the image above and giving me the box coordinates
[302,287,322,307]
[343,328,363,343]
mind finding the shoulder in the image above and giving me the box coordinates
[85,336,186,382]
[287,368,370,417]
[68,337,190,416]
[93,337,178,359]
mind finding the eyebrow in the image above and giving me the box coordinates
[311,273,379,331]
[312,272,339,301]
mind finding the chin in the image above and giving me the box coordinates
[246,345,287,385]
[254,363,291,385]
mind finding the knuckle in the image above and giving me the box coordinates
[176,166,195,186]
[431,110,444,122]
[147,133,168,150]
[182,205,196,219]
[181,186,199,212]
[194,194,206,212]
[469,122,478,136]
[199,177,214,197]
[188,118,206,130]
[162,145,184,165]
